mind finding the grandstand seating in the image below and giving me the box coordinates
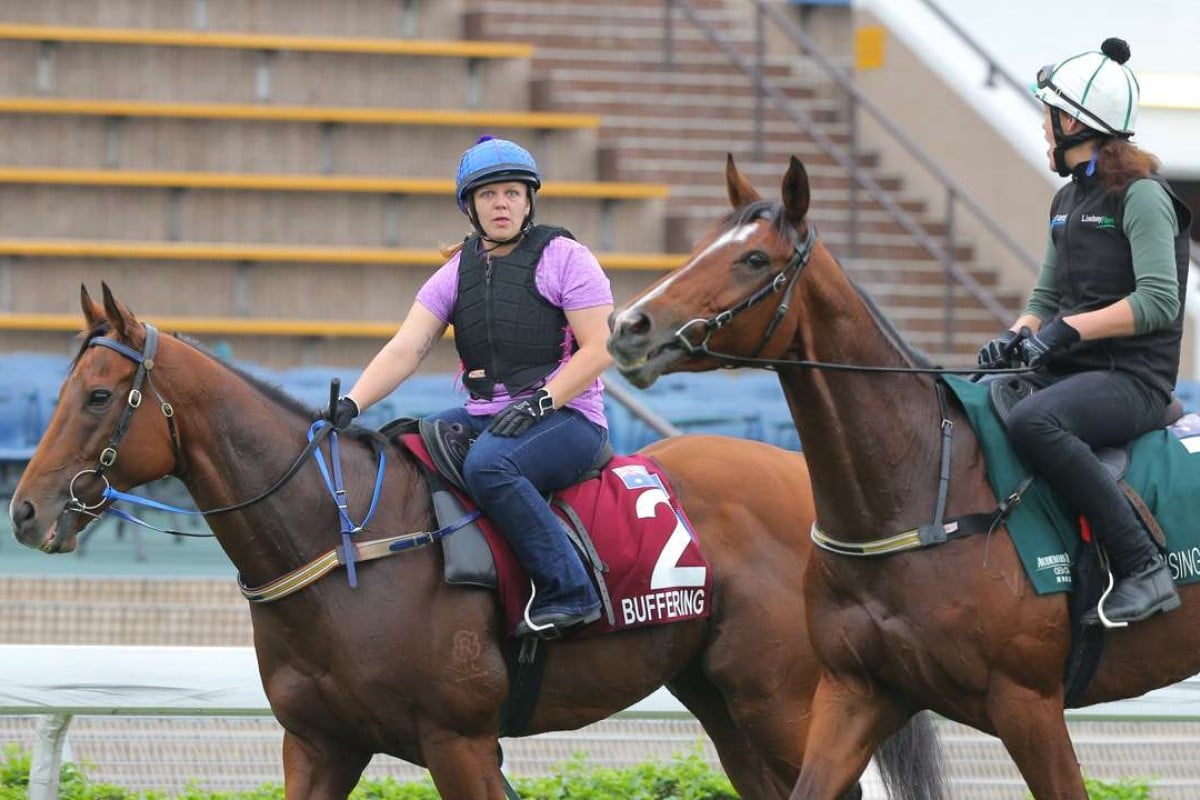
[0,0,1030,377]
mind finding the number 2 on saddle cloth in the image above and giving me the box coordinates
[401,432,714,638]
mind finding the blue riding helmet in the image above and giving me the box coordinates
[455,136,542,213]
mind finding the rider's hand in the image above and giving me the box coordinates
[488,388,555,437]
[327,396,360,430]
[977,330,1020,369]
[1018,318,1080,368]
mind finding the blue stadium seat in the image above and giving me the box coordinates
[1175,379,1200,414]
[0,352,71,451]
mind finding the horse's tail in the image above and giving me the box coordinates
[876,711,946,800]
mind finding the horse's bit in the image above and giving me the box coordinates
[672,222,817,361]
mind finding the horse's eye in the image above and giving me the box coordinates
[743,251,772,270]
[86,389,112,408]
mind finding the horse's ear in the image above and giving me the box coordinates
[781,156,811,229]
[725,153,760,209]
[80,285,105,329]
[100,282,139,341]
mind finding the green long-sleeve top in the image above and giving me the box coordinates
[1024,178,1183,333]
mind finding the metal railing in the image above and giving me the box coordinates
[662,0,1043,355]
[915,0,1040,110]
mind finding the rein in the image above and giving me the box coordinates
[662,230,1035,555]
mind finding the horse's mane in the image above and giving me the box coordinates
[713,200,935,370]
[850,280,935,369]
[174,334,389,448]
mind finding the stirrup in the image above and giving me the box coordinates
[516,580,600,640]
[1093,562,1128,630]
[520,580,561,638]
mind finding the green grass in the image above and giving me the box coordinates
[0,745,735,800]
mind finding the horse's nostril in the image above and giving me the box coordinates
[620,312,651,338]
[12,500,34,525]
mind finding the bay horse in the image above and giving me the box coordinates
[608,154,1200,799]
[7,285,938,800]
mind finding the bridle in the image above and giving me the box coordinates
[53,323,333,550]
[56,324,181,546]
[672,222,817,362]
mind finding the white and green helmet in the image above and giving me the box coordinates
[1035,38,1140,137]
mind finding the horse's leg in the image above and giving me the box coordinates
[281,731,370,800]
[788,676,906,800]
[423,730,510,799]
[670,664,864,800]
[669,663,793,799]
[988,680,1087,799]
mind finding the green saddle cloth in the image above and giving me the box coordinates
[944,375,1200,595]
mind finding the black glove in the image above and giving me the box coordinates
[1018,318,1080,368]
[977,329,1020,369]
[327,396,360,430]
[488,388,555,438]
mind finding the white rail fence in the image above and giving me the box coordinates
[0,644,703,800]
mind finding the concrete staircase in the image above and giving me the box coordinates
[466,0,1022,361]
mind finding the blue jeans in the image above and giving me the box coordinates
[429,405,607,616]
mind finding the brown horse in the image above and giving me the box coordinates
[7,285,937,799]
[608,154,1200,799]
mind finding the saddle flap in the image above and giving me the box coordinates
[432,488,497,589]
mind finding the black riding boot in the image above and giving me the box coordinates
[1081,521,1180,625]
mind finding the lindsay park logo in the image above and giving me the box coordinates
[1080,213,1117,229]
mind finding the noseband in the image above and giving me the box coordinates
[56,324,181,544]
[673,222,817,360]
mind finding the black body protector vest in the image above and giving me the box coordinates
[452,225,575,400]
[1047,169,1193,398]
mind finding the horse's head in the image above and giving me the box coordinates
[10,285,180,553]
[609,155,816,388]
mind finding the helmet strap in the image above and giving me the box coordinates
[1050,107,1103,177]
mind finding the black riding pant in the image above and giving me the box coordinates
[1006,369,1167,575]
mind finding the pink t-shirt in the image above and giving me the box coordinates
[416,235,612,428]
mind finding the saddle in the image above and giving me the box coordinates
[987,375,1180,546]
[418,416,615,491]
[381,416,616,589]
